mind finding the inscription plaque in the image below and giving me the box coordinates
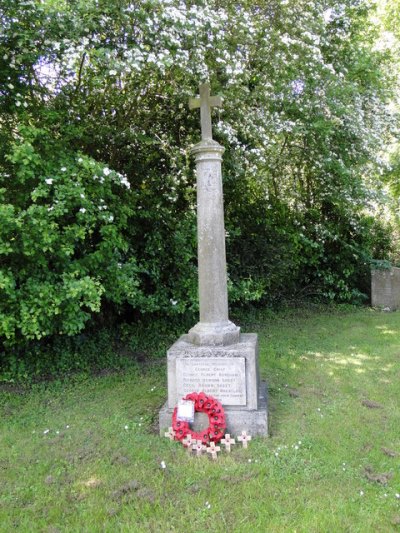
[176,357,246,405]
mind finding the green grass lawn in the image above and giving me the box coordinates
[1,306,399,532]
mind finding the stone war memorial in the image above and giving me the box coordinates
[159,83,268,437]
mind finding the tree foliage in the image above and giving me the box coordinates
[0,0,397,347]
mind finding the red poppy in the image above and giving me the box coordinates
[172,392,226,445]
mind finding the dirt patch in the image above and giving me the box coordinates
[136,487,156,504]
[382,447,398,458]
[361,399,383,409]
[83,477,102,488]
[392,515,400,526]
[188,484,201,494]
[111,453,130,465]
[111,480,140,500]
[364,466,392,485]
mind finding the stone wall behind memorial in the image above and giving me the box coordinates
[371,267,400,310]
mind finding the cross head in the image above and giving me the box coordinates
[237,430,252,449]
[221,433,236,453]
[192,440,207,457]
[182,434,194,452]
[189,83,223,141]
[164,427,176,441]
[206,442,221,460]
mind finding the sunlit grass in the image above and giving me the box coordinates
[1,306,399,532]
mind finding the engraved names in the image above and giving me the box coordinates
[176,357,246,405]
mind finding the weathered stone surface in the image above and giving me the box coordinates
[371,267,400,311]
[187,140,240,346]
[167,333,260,410]
[176,357,246,405]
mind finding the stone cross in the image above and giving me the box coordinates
[221,434,236,453]
[189,82,222,141]
[206,442,221,460]
[237,430,252,449]
[164,427,176,441]
[192,440,207,457]
[187,83,240,346]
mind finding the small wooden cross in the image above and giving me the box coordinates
[164,427,176,441]
[221,434,236,453]
[182,434,194,453]
[189,83,223,141]
[237,431,252,449]
[206,442,221,460]
[192,440,207,457]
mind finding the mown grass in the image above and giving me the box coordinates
[1,306,399,532]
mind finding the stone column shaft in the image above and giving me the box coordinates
[188,140,240,346]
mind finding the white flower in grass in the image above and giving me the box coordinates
[45,178,53,185]
[8,83,13,89]
[78,157,83,163]
[80,193,85,199]
[61,167,67,172]
[124,425,129,430]
[109,69,117,76]
[359,491,364,496]
[16,101,21,107]
[396,493,400,499]
[108,215,114,222]
[43,429,50,434]
[103,167,111,176]
[160,461,166,469]
[170,299,178,306]
[79,208,86,213]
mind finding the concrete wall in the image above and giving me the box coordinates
[371,267,400,310]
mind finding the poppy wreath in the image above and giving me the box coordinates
[172,392,226,444]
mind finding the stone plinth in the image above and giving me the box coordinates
[371,267,400,310]
[159,334,268,436]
